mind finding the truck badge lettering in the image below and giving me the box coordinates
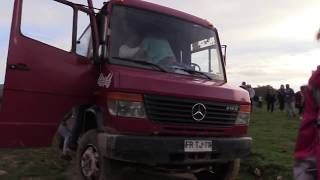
[97,73,113,88]
[226,105,239,112]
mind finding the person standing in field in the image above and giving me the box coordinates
[295,86,307,115]
[278,85,286,111]
[247,84,255,110]
[258,96,263,108]
[240,82,255,110]
[294,66,320,180]
[284,84,295,118]
[293,29,320,180]
[266,87,276,113]
[240,81,247,90]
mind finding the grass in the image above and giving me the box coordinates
[239,107,300,180]
[0,107,300,180]
[0,148,69,180]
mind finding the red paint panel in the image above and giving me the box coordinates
[0,0,98,148]
[109,65,250,104]
[0,124,56,148]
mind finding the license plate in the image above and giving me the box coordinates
[184,140,212,152]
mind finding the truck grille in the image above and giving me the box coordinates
[144,95,238,128]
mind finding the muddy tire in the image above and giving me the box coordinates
[194,159,240,180]
[75,130,123,180]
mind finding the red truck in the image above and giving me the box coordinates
[0,0,251,179]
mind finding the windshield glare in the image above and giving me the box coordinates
[109,6,225,81]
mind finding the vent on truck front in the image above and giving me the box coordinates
[144,95,238,128]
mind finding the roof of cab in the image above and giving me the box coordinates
[108,0,214,28]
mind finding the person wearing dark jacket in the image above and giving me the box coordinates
[278,85,286,111]
[295,86,307,115]
[266,88,276,112]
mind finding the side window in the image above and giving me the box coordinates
[191,49,223,74]
[76,26,92,57]
[191,51,209,71]
[21,0,73,51]
[76,11,92,58]
[210,49,223,75]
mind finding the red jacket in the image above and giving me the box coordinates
[294,66,320,179]
[295,66,320,160]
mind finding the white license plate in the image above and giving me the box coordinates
[184,140,212,152]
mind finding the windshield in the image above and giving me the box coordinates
[109,6,225,81]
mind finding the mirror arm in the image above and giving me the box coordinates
[221,45,227,66]
[87,0,101,65]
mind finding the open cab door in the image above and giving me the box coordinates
[0,0,101,148]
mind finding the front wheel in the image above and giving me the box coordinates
[76,130,122,180]
[194,159,240,180]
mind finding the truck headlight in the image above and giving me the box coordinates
[107,92,146,119]
[236,105,251,125]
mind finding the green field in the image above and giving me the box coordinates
[239,107,300,180]
[0,108,300,180]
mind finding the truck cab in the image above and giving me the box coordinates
[1,0,251,179]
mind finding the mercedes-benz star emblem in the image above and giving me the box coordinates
[192,103,207,121]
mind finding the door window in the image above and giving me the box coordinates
[21,0,73,51]
[76,26,92,58]
[76,11,92,58]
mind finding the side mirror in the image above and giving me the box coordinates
[221,45,227,66]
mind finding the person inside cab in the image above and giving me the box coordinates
[140,34,176,65]
[118,25,176,66]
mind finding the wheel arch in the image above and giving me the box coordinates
[53,104,105,149]
[82,105,105,133]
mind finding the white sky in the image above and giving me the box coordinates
[1,0,320,91]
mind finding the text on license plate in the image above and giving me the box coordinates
[184,140,212,152]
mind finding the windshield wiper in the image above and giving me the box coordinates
[112,57,167,72]
[173,67,213,80]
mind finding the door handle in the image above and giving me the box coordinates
[8,63,30,71]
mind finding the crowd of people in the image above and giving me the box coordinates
[266,84,306,118]
[240,82,306,118]
[240,82,306,117]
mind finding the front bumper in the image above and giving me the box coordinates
[98,134,251,166]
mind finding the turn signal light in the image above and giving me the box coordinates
[239,105,251,113]
[236,104,251,125]
[108,92,143,102]
[107,92,146,119]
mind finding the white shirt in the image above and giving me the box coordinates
[248,88,255,98]
[119,45,140,58]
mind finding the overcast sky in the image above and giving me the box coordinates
[1,0,320,91]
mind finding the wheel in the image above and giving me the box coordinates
[194,159,240,180]
[76,130,112,180]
